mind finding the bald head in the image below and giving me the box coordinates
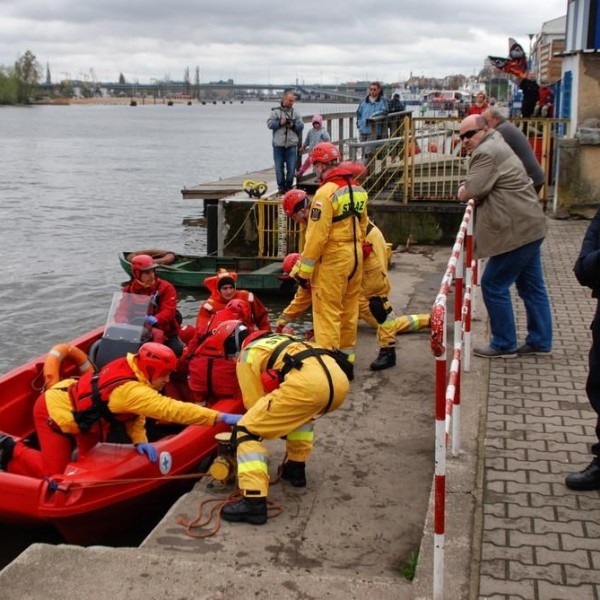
[460,114,485,131]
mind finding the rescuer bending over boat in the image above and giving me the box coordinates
[0,343,242,477]
[197,320,351,525]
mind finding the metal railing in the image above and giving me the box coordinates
[254,111,569,258]
[429,200,476,599]
[348,114,570,204]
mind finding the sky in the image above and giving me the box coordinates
[0,0,568,85]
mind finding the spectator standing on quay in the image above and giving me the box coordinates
[389,93,405,113]
[518,71,540,118]
[296,114,331,177]
[267,89,303,195]
[566,207,600,490]
[467,91,489,116]
[456,114,552,358]
[481,108,545,193]
[356,81,389,164]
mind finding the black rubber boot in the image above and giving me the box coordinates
[222,496,267,525]
[370,347,396,371]
[0,434,15,471]
[565,460,600,490]
[281,460,306,487]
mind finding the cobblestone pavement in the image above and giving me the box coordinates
[478,217,600,600]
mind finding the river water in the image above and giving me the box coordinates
[0,100,351,566]
[0,100,350,373]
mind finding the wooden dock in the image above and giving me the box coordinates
[181,167,277,201]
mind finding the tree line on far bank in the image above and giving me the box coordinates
[0,50,41,105]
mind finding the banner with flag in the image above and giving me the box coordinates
[488,38,528,78]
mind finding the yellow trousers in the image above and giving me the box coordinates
[236,355,349,497]
[311,241,363,361]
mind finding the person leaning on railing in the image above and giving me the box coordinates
[457,114,552,359]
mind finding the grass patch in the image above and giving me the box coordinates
[398,549,419,581]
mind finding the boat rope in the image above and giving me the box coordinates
[216,204,257,254]
[31,368,46,393]
[242,180,268,198]
[55,471,211,489]
[51,454,287,491]
[177,488,283,539]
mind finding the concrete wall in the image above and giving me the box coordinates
[556,53,600,216]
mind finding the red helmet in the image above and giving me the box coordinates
[282,252,301,274]
[179,324,195,346]
[282,189,308,217]
[131,254,158,280]
[137,342,177,381]
[311,142,341,165]
[226,298,252,325]
[198,319,250,358]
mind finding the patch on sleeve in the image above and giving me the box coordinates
[310,207,321,221]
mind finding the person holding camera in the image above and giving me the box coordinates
[267,89,303,195]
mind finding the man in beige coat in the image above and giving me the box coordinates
[457,114,552,358]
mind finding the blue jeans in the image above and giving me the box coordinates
[481,238,552,351]
[273,146,297,193]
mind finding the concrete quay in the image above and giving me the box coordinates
[1,217,598,600]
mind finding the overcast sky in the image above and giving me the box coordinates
[0,0,567,85]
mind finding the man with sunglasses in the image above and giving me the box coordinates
[457,114,552,358]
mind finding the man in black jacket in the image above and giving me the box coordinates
[567,207,600,489]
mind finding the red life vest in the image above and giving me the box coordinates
[68,357,139,433]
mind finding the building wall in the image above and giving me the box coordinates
[555,52,600,215]
[579,52,600,121]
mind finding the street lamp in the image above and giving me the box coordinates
[528,33,535,71]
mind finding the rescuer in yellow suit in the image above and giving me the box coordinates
[358,220,430,369]
[292,143,368,369]
[198,320,351,525]
[280,194,430,371]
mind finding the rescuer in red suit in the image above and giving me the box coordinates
[119,254,184,357]
[181,299,256,404]
[195,269,271,332]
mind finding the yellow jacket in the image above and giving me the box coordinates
[46,353,219,444]
[297,179,368,279]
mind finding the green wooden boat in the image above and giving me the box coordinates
[118,250,295,295]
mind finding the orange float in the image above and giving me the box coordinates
[43,343,94,388]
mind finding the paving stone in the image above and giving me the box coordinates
[482,543,534,564]
[561,533,600,552]
[479,575,535,598]
[533,518,584,536]
[484,515,532,532]
[564,564,600,585]
[508,561,563,584]
[508,530,559,549]
[507,504,555,521]
[505,459,551,473]
[536,580,595,600]
[535,547,590,567]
